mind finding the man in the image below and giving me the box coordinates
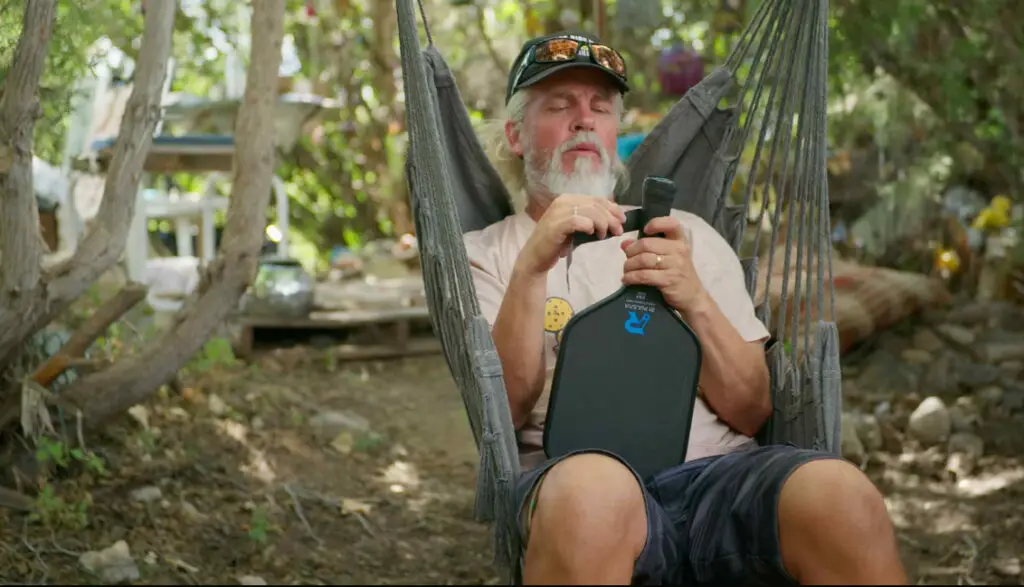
[464,32,908,585]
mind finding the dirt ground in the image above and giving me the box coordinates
[1,324,1023,585]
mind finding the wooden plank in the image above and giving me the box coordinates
[332,338,441,362]
[235,306,431,329]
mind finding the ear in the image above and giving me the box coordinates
[505,120,525,158]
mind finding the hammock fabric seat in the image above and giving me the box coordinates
[396,0,840,580]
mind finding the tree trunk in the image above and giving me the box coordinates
[0,1,175,372]
[62,0,287,425]
[0,1,57,311]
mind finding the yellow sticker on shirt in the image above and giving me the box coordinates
[544,297,574,333]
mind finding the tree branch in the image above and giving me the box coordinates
[30,283,147,387]
[0,0,175,370]
[0,0,57,306]
[62,0,287,425]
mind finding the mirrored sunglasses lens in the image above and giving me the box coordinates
[593,46,625,75]
[536,39,580,62]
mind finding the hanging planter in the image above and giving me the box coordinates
[657,45,704,98]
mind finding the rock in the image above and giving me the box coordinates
[1003,386,1024,412]
[180,500,208,523]
[919,352,960,396]
[310,410,371,442]
[130,486,162,503]
[127,405,150,430]
[958,363,1002,389]
[900,349,933,364]
[945,432,984,479]
[991,556,1022,579]
[879,421,905,454]
[975,385,1005,410]
[840,413,866,464]
[79,540,140,584]
[852,413,883,451]
[936,323,975,346]
[238,575,268,585]
[908,396,951,445]
[857,350,919,394]
[208,393,228,416]
[948,404,979,433]
[911,328,945,353]
[998,359,1024,377]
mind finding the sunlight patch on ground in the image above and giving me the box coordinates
[885,495,976,535]
[213,418,278,484]
[380,460,420,494]
[955,466,1024,497]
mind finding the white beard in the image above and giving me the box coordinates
[524,132,620,201]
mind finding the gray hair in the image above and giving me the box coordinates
[478,88,629,212]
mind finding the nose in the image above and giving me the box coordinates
[571,106,596,133]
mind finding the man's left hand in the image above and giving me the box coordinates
[620,216,710,313]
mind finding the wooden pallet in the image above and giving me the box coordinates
[231,305,439,361]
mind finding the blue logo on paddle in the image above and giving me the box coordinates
[624,311,650,335]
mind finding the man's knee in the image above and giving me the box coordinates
[780,458,892,535]
[779,458,906,582]
[530,453,647,550]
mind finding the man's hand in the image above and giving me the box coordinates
[516,194,627,276]
[620,216,711,313]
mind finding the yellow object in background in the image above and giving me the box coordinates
[971,195,1012,232]
[934,247,961,276]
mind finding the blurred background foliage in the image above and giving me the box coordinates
[2,0,1022,273]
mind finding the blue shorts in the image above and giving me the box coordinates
[515,443,839,585]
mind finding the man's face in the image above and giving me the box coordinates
[507,68,623,200]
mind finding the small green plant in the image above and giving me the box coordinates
[30,483,91,530]
[247,506,271,543]
[35,436,107,476]
[189,337,239,373]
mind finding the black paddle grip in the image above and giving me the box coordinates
[570,176,678,247]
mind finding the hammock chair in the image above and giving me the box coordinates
[397,0,840,580]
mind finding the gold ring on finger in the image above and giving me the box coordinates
[655,254,663,268]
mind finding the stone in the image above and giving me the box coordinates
[911,328,945,353]
[208,393,228,416]
[130,486,162,503]
[840,413,865,465]
[975,385,1005,410]
[936,323,976,346]
[900,349,933,364]
[79,540,140,584]
[958,363,1002,389]
[948,404,979,433]
[310,410,371,442]
[908,396,951,445]
[945,432,984,479]
[238,576,268,585]
[998,359,1024,377]
[852,413,883,451]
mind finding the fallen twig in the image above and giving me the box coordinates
[283,483,324,548]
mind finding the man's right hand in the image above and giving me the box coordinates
[515,195,627,276]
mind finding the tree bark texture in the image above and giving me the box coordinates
[0,1,57,310]
[0,1,175,371]
[62,0,287,425]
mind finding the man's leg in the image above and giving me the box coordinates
[516,450,681,585]
[778,458,908,584]
[658,444,908,585]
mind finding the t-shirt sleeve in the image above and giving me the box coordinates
[463,232,507,328]
[693,219,770,344]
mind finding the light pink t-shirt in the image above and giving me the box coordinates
[463,207,770,471]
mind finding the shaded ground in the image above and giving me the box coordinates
[1,309,1023,584]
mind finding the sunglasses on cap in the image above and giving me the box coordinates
[508,35,629,98]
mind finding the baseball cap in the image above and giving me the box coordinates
[505,31,630,104]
